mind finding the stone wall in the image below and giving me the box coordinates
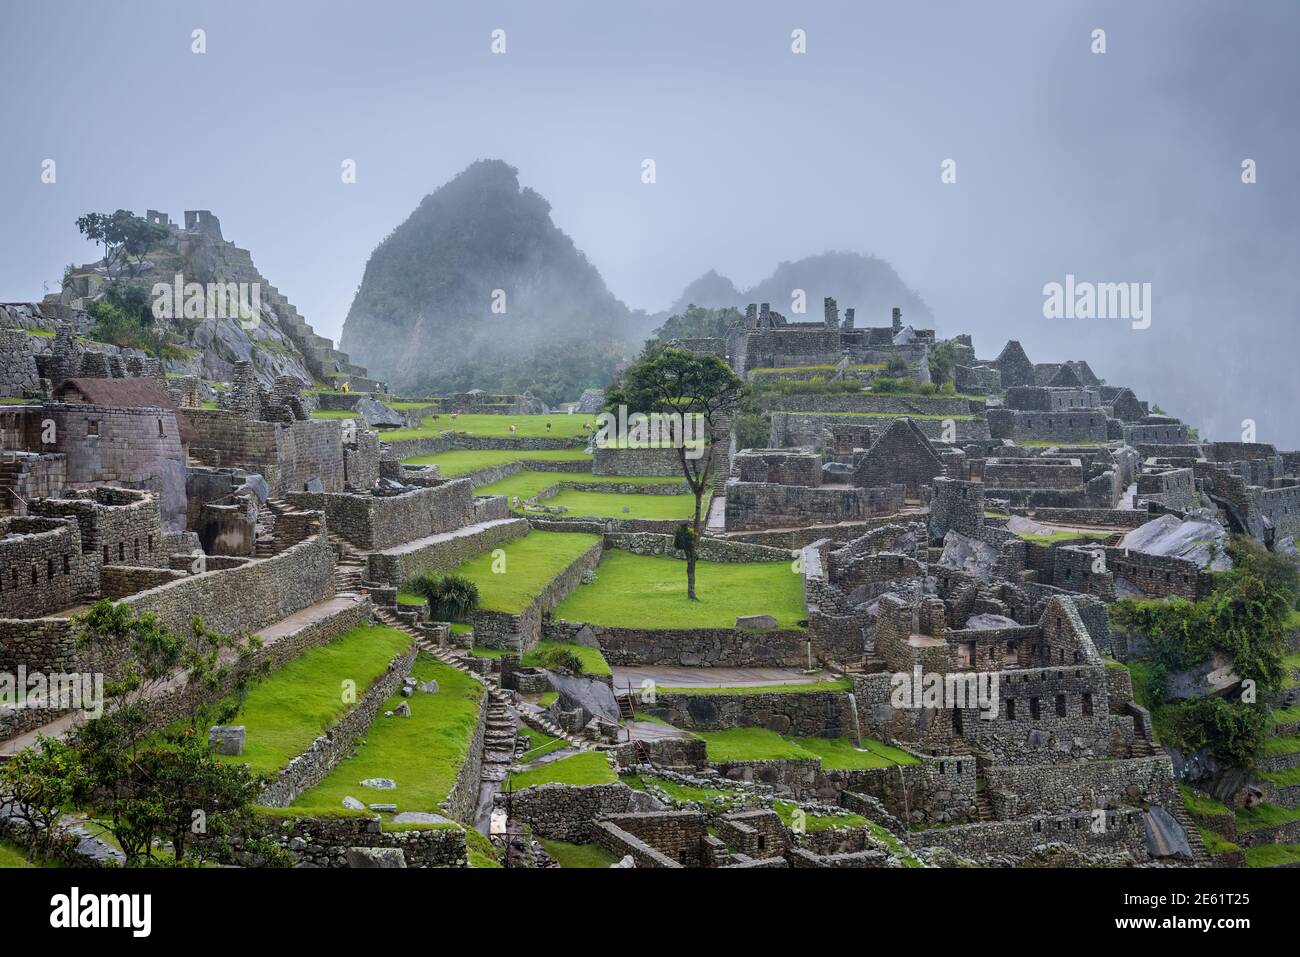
[592,445,685,476]
[0,517,87,617]
[724,479,904,530]
[238,813,467,868]
[987,408,1109,443]
[545,619,809,669]
[593,811,708,867]
[187,410,345,496]
[367,517,529,587]
[984,755,1178,817]
[641,688,852,736]
[504,781,633,841]
[288,479,475,551]
[910,806,1149,859]
[442,689,489,823]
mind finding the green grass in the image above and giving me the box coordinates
[537,838,620,868]
[750,363,886,375]
[506,751,616,789]
[1236,802,1300,832]
[465,826,502,868]
[1179,784,1230,818]
[477,471,685,500]
[1013,529,1111,545]
[696,728,817,763]
[622,774,742,807]
[1198,827,1241,855]
[402,448,593,476]
[537,488,704,521]
[447,530,600,614]
[793,736,919,769]
[0,840,36,868]
[538,691,558,707]
[289,654,483,816]
[521,640,611,676]
[552,550,807,630]
[383,413,593,442]
[309,409,362,420]
[1260,766,1300,787]
[517,724,567,762]
[658,679,851,695]
[1245,843,1300,867]
[468,645,508,659]
[1272,704,1300,725]
[865,819,923,867]
[1260,735,1300,757]
[216,625,413,776]
[773,800,867,833]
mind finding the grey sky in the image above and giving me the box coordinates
[2,0,1297,442]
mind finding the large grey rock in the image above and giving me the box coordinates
[240,473,270,503]
[392,811,453,825]
[822,461,856,482]
[417,679,440,694]
[360,777,396,790]
[549,671,621,724]
[610,854,636,868]
[735,614,780,630]
[342,796,365,810]
[1119,514,1232,571]
[1165,652,1242,701]
[354,396,404,429]
[626,790,667,813]
[208,725,245,756]
[938,530,1001,581]
[1142,806,1193,860]
[394,701,412,718]
[345,847,406,868]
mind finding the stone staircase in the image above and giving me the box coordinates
[1165,798,1213,867]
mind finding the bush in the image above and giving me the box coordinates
[407,573,480,621]
[537,647,584,674]
[871,376,938,396]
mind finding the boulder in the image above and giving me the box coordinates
[1142,806,1193,861]
[418,679,440,694]
[394,701,412,718]
[610,854,636,868]
[208,725,245,756]
[354,396,404,429]
[392,811,453,825]
[550,671,620,724]
[1119,514,1232,570]
[938,531,1001,581]
[821,461,855,483]
[736,614,780,630]
[360,777,396,790]
[342,796,366,810]
[345,847,406,868]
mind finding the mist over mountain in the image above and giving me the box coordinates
[668,252,933,327]
[340,160,637,403]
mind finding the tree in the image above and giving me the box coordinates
[406,572,480,620]
[605,344,745,599]
[927,340,960,387]
[69,601,264,865]
[0,737,85,859]
[75,210,167,276]
[652,304,744,342]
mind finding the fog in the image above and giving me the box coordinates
[2,0,1296,441]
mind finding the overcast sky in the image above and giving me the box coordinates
[2,0,1297,443]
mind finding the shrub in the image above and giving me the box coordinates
[407,573,481,621]
[537,647,584,674]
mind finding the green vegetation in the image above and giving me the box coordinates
[1245,843,1300,867]
[308,409,360,420]
[404,572,480,621]
[289,654,483,816]
[537,837,620,868]
[402,448,592,475]
[465,826,502,868]
[1179,784,1230,818]
[216,625,412,776]
[1109,538,1298,766]
[0,839,35,868]
[695,729,817,763]
[749,363,885,376]
[517,725,567,762]
[552,550,806,630]
[623,774,742,807]
[444,531,600,613]
[537,488,703,521]
[506,751,616,789]
[480,470,684,496]
[384,413,592,443]
[538,691,558,707]
[1198,827,1241,855]
[773,801,867,832]
[1236,802,1300,832]
[522,640,611,676]
[754,376,864,396]
[1013,529,1110,545]
[793,736,919,770]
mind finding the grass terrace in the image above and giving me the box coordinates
[215,624,412,776]
[1012,529,1111,545]
[552,550,806,630]
[749,363,886,375]
[1244,843,1300,867]
[695,728,817,763]
[794,736,920,770]
[517,724,568,762]
[0,840,35,868]
[383,413,593,442]
[537,838,620,868]
[506,750,616,789]
[288,653,484,816]
[623,774,743,807]
[399,530,600,613]
[402,448,592,476]
[476,471,684,500]
[773,801,867,833]
[309,409,362,420]
[536,488,703,521]
[521,640,612,676]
